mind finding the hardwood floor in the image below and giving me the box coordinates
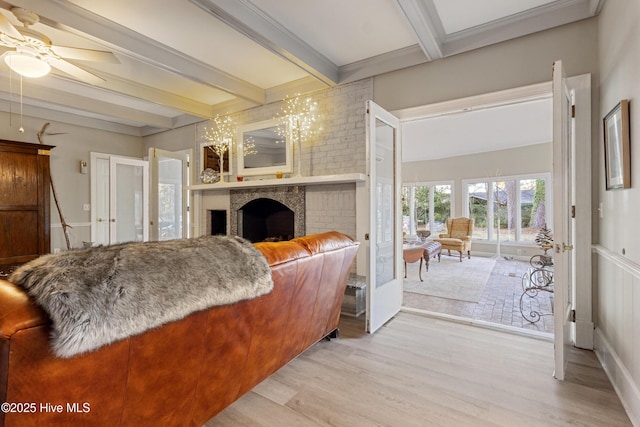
[208,313,631,426]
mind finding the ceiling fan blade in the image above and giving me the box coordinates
[50,45,119,64]
[0,52,9,71]
[48,57,105,85]
[0,12,24,40]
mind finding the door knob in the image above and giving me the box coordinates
[552,243,573,253]
[110,218,116,222]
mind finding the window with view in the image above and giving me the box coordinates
[464,175,550,243]
[402,183,453,238]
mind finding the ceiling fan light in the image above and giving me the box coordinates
[4,53,51,78]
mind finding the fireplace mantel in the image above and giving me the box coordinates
[189,173,366,191]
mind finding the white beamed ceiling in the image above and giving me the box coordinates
[0,0,602,137]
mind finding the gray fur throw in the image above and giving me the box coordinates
[9,236,273,358]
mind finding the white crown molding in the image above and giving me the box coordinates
[207,77,330,118]
[0,77,174,129]
[393,0,444,61]
[190,0,339,85]
[265,76,328,104]
[589,0,605,15]
[139,114,205,137]
[441,0,599,57]
[55,65,216,120]
[339,44,427,84]
[0,99,144,136]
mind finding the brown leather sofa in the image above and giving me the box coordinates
[0,231,359,427]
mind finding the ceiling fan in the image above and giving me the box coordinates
[0,7,118,84]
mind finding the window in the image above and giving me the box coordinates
[402,183,453,237]
[463,175,550,243]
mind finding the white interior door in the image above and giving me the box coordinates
[149,148,189,241]
[91,153,111,246]
[110,157,149,244]
[366,100,402,333]
[552,60,574,380]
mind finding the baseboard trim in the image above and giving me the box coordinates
[594,327,640,427]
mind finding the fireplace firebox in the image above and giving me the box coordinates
[239,198,294,242]
[230,186,305,242]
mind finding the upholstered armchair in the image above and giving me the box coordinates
[434,217,473,262]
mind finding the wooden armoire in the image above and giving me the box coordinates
[0,139,53,270]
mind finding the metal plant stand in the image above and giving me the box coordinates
[519,255,554,324]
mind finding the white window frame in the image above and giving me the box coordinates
[462,173,552,244]
[402,181,454,237]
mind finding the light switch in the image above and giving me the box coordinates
[599,202,604,218]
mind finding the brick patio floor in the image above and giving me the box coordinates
[403,257,554,335]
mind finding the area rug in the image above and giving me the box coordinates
[403,255,496,303]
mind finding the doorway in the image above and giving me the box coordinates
[394,78,592,350]
[401,177,554,335]
[90,153,149,246]
[149,148,190,241]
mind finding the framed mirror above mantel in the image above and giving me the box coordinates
[237,118,292,177]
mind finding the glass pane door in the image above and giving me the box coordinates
[110,157,148,244]
[366,101,402,333]
[149,148,189,241]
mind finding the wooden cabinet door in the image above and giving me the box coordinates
[0,140,53,266]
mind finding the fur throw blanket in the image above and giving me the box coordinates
[10,236,273,358]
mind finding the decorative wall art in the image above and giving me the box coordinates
[603,99,631,190]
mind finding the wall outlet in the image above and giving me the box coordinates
[83,203,91,211]
[53,248,61,254]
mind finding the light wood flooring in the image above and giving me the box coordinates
[208,313,631,426]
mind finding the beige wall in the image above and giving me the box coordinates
[593,1,640,425]
[375,18,594,257]
[403,142,551,215]
[373,17,598,111]
[403,143,552,257]
[0,112,143,250]
[403,143,552,183]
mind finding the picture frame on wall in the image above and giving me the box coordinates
[603,99,631,190]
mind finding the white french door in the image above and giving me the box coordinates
[110,157,149,244]
[149,148,189,241]
[91,153,149,245]
[552,60,574,381]
[366,101,403,333]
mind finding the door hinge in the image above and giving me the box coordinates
[571,205,576,218]
[571,309,576,323]
[571,105,576,118]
